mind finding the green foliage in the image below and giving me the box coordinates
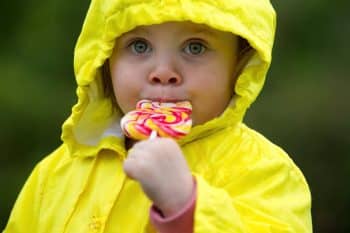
[0,1,349,232]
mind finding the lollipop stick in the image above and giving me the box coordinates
[150,130,157,139]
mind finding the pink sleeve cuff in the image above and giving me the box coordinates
[149,179,197,233]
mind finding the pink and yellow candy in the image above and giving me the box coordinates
[120,100,192,140]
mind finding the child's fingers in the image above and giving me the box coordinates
[123,147,149,180]
[123,149,140,179]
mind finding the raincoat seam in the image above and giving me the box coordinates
[61,157,98,232]
[102,177,128,232]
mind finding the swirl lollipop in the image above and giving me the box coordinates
[121,100,192,140]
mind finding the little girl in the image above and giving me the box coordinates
[4,0,312,232]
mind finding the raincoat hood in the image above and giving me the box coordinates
[62,0,276,157]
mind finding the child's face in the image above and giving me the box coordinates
[109,22,239,125]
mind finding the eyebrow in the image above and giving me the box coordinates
[190,28,217,37]
[121,25,220,40]
[126,27,150,36]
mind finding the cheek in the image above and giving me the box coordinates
[109,62,142,113]
[189,65,233,97]
[186,66,234,124]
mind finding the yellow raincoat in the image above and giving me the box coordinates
[4,0,312,232]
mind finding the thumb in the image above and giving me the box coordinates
[123,157,138,180]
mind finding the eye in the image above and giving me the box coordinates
[129,39,151,54]
[184,41,206,55]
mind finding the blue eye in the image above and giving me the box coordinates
[130,40,151,54]
[184,42,206,55]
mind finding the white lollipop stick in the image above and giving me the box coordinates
[150,130,157,139]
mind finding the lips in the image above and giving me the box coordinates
[145,97,187,103]
[140,87,188,103]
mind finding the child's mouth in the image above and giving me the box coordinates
[147,98,187,103]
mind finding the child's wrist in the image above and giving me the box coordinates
[155,176,195,217]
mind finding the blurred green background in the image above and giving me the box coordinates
[0,0,349,232]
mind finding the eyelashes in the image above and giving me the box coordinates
[126,38,208,56]
[183,41,207,55]
[128,39,152,54]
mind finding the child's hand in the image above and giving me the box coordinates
[123,138,193,217]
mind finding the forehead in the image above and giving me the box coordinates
[123,21,231,38]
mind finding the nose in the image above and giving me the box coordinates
[148,66,182,85]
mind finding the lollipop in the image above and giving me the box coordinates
[121,100,192,140]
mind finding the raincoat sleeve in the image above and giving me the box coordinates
[3,162,45,233]
[192,146,312,233]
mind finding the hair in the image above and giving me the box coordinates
[102,61,117,107]
[101,37,252,107]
